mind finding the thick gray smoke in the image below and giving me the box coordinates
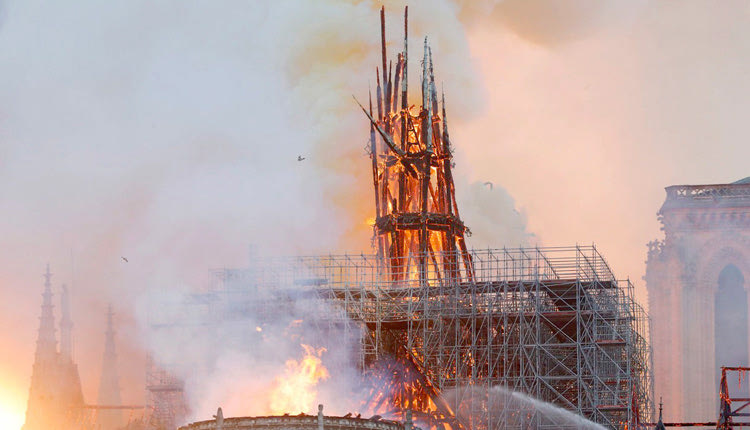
[0,0,535,418]
[141,278,365,421]
[11,0,749,427]
[458,181,536,248]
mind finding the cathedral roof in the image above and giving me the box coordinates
[661,180,750,211]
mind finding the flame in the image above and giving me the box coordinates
[269,344,329,414]
[363,357,460,430]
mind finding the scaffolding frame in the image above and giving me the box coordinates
[204,245,651,430]
[146,357,188,430]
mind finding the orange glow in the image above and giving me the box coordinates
[268,344,329,414]
[0,387,25,430]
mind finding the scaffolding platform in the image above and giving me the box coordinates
[199,245,653,430]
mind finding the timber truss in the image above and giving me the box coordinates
[357,7,473,285]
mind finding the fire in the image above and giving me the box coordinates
[362,356,461,430]
[269,344,329,414]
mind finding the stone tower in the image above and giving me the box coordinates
[23,265,84,430]
[96,305,124,430]
[646,177,750,422]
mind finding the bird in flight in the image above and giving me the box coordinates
[121,256,129,263]
[483,181,494,190]
[297,155,306,161]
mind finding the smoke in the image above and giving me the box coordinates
[0,0,536,416]
[450,0,750,306]
[647,204,750,421]
[0,0,340,408]
[141,279,365,422]
[14,0,734,425]
[457,181,536,248]
[4,0,747,426]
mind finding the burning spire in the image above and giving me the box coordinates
[353,8,475,429]
[358,6,474,285]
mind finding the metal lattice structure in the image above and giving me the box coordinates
[346,8,649,429]
[147,8,652,430]
[218,245,652,430]
[146,357,188,430]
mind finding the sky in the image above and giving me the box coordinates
[458,1,750,291]
[1,1,749,428]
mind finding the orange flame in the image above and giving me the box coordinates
[269,344,329,414]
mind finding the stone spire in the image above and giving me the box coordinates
[23,265,85,430]
[59,284,73,362]
[655,398,666,430]
[96,305,123,430]
[34,264,57,361]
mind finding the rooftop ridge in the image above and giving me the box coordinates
[662,183,750,210]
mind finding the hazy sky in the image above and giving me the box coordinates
[459,1,750,289]
[1,1,749,428]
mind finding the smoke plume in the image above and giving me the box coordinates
[0,0,534,423]
[14,0,749,425]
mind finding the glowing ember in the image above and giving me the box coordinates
[269,344,329,414]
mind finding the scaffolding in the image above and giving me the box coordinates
[205,245,652,430]
[149,8,652,429]
[343,10,650,427]
[145,356,188,430]
[717,367,750,429]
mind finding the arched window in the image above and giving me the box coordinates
[714,264,747,399]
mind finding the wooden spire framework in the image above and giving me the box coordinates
[358,6,474,285]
